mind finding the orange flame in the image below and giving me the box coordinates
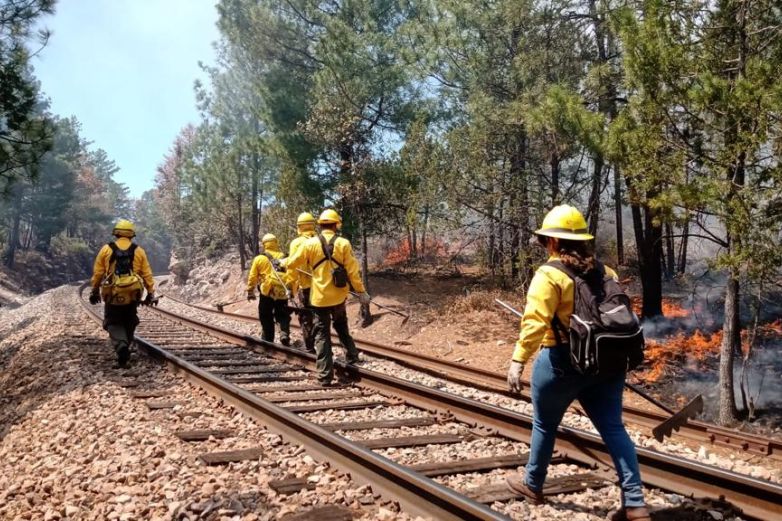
[631,297,690,318]
[640,329,722,382]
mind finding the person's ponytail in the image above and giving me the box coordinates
[557,239,596,275]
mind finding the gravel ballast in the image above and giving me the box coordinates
[0,286,426,521]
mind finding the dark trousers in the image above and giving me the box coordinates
[312,301,359,383]
[258,295,291,343]
[103,304,139,358]
[298,288,315,352]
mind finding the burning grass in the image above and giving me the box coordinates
[640,330,722,382]
[631,297,691,318]
[638,314,782,383]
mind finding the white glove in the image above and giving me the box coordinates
[507,360,525,393]
[358,292,371,305]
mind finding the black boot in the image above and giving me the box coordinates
[117,345,130,368]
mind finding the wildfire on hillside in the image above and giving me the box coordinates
[631,297,691,318]
[637,312,782,383]
[640,330,722,382]
[383,238,449,265]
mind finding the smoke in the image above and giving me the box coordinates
[674,344,782,422]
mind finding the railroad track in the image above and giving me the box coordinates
[80,286,782,520]
[163,293,782,462]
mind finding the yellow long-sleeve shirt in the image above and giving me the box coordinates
[282,230,366,308]
[288,230,316,290]
[512,255,618,363]
[246,249,296,300]
[90,237,155,292]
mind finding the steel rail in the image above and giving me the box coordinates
[142,299,782,520]
[78,285,507,520]
[163,294,782,460]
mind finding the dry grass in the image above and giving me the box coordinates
[442,289,520,317]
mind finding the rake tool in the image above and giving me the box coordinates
[214,298,244,312]
[295,267,410,324]
[494,298,703,441]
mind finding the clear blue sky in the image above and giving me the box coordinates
[34,0,220,198]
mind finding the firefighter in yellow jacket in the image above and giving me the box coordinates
[89,219,156,368]
[288,212,317,352]
[247,233,295,345]
[282,209,370,385]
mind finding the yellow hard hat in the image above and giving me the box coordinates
[113,219,136,238]
[297,212,316,226]
[535,205,594,241]
[318,208,342,227]
[261,233,278,245]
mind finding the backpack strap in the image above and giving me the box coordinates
[108,242,137,263]
[108,242,119,262]
[313,234,343,270]
[542,259,606,347]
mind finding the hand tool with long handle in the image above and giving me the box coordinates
[494,298,703,441]
[269,262,293,300]
[295,267,410,324]
[212,298,245,312]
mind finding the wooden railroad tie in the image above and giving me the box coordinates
[175,429,235,442]
[411,454,536,478]
[318,416,437,432]
[210,365,297,376]
[226,375,306,384]
[269,477,317,495]
[280,505,353,521]
[190,359,271,368]
[358,433,464,450]
[129,389,170,399]
[469,472,609,504]
[251,384,351,393]
[198,447,264,465]
[263,391,365,403]
[283,399,399,414]
[146,400,181,410]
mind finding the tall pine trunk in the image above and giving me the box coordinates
[359,219,372,327]
[550,151,560,205]
[614,165,624,265]
[251,154,260,256]
[677,215,689,274]
[587,154,603,237]
[3,188,23,269]
[719,268,740,425]
[628,197,663,318]
[237,193,246,270]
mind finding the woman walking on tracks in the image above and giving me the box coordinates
[505,205,649,521]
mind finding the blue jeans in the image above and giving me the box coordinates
[524,344,645,508]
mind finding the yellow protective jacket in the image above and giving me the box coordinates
[288,230,316,290]
[282,230,366,308]
[247,248,296,300]
[512,255,618,363]
[90,237,155,292]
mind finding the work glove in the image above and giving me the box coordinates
[507,360,525,394]
[272,259,286,272]
[247,291,256,302]
[143,292,159,307]
[357,292,371,306]
[89,288,101,305]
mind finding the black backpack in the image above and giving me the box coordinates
[547,260,644,376]
[110,242,137,275]
[313,234,348,288]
